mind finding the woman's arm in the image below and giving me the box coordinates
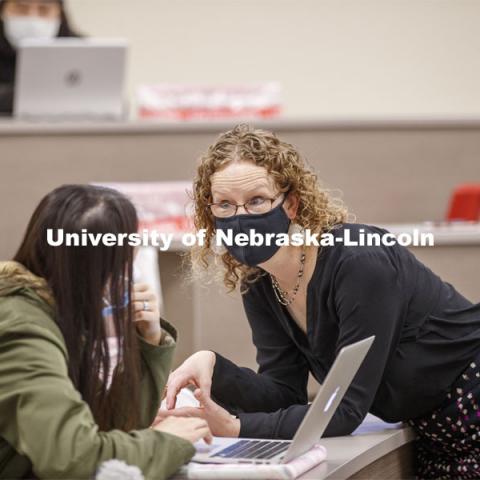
[211,350,309,415]
[166,281,310,417]
[210,284,310,414]
[0,318,195,479]
[163,283,310,438]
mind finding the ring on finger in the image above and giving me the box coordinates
[143,300,150,311]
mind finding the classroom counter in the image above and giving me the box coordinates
[3,115,480,135]
[174,415,416,480]
[305,415,415,479]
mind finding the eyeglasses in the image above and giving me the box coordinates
[208,191,286,218]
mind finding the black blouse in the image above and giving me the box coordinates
[211,223,480,439]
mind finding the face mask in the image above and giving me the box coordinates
[214,196,291,267]
[102,291,129,318]
[3,15,60,49]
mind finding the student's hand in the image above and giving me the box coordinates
[153,416,213,444]
[166,351,216,409]
[132,283,161,345]
[154,389,241,438]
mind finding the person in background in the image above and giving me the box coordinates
[0,185,211,479]
[0,0,78,114]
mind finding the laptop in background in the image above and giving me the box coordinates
[14,38,128,120]
[193,335,375,464]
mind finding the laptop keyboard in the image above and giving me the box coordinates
[211,439,290,460]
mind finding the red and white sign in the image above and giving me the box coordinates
[137,82,282,121]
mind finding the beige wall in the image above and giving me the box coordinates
[65,0,480,118]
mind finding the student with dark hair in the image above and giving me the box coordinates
[0,0,79,114]
[0,184,211,479]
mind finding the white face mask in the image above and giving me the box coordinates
[3,15,60,49]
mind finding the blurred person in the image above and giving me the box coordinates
[0,0,79,114]
[0,184,211,479]
[162,124,480,479]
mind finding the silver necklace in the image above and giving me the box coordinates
[270,248,306,306]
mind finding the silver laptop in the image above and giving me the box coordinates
[14,38,127,120]
[193,335,375,464]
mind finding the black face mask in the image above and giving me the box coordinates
[214,196,291,267]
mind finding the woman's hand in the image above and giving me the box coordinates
[153,416,213,444]
[165,351,216,409]
[155,389,241,438]
[132,283,161,345]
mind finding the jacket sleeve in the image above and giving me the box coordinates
[119,319,178,430]
[232,250,405,439]
[210,284,310,431]
[0,319,195,480]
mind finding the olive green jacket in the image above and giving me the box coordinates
[0,261,195,479]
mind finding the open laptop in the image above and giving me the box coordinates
[13,38,127,120]
[193,335,375,464]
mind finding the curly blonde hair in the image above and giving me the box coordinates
[190,124,348,293]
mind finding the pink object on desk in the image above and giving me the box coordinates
[184,444,327,480]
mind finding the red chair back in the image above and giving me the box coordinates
[447,184,480,221]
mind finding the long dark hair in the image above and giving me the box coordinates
[14,184,141,431]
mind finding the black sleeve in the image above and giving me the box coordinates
[210,284,310,436]
[218,250,405,439]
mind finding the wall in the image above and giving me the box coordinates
[65,0,480,118]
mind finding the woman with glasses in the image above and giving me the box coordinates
[0,184,211,479]
[162,124,480,479]
[0,0,79,114]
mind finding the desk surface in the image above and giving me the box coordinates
[179,416,415,480]
[307,415,416,479]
